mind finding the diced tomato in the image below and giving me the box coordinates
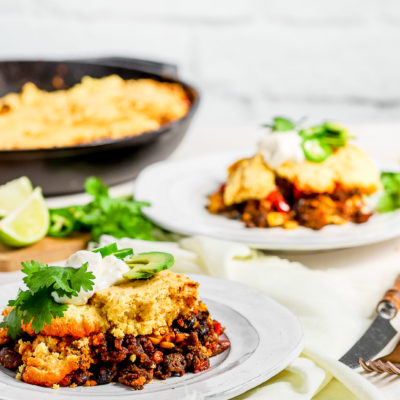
[194,360,209,373]
[219,183,226,193]
[213,321,222,336]
[266,191,290,213]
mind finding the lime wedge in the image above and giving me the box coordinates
[0,187,49,247]
[0,176,33,217]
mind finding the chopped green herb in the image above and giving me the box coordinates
[0,261,95,339]
[48,177,154,241]
[377,172,400,213]
[263,117,352,163]
[262,117,296,132]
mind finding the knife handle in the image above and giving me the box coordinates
[377,274,400,319]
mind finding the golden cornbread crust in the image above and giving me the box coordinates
[276,144,380,194]
[90,270,199,337]
[223,154,276,206]
[0,75,190,150]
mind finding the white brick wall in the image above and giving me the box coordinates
[0,0,399,124]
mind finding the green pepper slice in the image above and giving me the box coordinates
[301,138,332,163]
[48,210,75,238]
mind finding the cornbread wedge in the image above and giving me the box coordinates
[0,270,229,390]
[208,141,380,230]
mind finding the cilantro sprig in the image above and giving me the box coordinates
[48,177,154,241]
[262,117,352,163]
[377,172,400,213]
[0,261,95,339]
[262,116,297,132]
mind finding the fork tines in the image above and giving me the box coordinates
[360,358,400,374]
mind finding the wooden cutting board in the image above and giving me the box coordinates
[0,233,91,271]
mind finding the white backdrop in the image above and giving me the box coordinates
[0,0,400,125]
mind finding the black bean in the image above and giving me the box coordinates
[72,370,88,386]
[0,347,22,371]
[96,367,115,385]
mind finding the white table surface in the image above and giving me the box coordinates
[1,122,400,399]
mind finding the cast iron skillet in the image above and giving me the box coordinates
[0,57,199,196]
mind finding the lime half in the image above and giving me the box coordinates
[0,176,33,217]
[0,187,49,247]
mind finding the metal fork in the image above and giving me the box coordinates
[360,358,400,374]
[360,339,400,375]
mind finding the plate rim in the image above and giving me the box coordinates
[134,151,400,251]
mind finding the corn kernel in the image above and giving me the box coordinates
[149,337,162,345]
[266,212,286,227]
[283,220,299,230]
[160,341,175,349]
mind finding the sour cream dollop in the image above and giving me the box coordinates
[258,131,305,169]
[52,250,130,305]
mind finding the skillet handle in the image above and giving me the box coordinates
[70,56,178,79]
[377,274,400,319]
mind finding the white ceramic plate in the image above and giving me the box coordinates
[134,151,400,251]
[0,275,303,400]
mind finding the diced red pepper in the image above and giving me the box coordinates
[219,183,226,193]
[213,321,222,336]
[293,185,302,200]
[153,350,163,364]
[266,190,290,213]
[194,359,209,373]
[114,337,124,351]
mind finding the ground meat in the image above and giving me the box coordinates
[124,335,154,369]
[163,353,186,376]
[0,347,22,371]
[185,332,209,373]
[118,365,153,389]
[97,334,128,363]
[214,340,231,355]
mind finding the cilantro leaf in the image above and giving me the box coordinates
[1,261,95,339]
[0,308,22,339]
[21,260,44,277]
[21,288,68,333]
[377,172,400,213]
[85,176,109,198]
[48,177,154,241]
[262,117,296,132]
[66,263,95,295]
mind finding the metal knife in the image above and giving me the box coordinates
[339,274,400,368]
